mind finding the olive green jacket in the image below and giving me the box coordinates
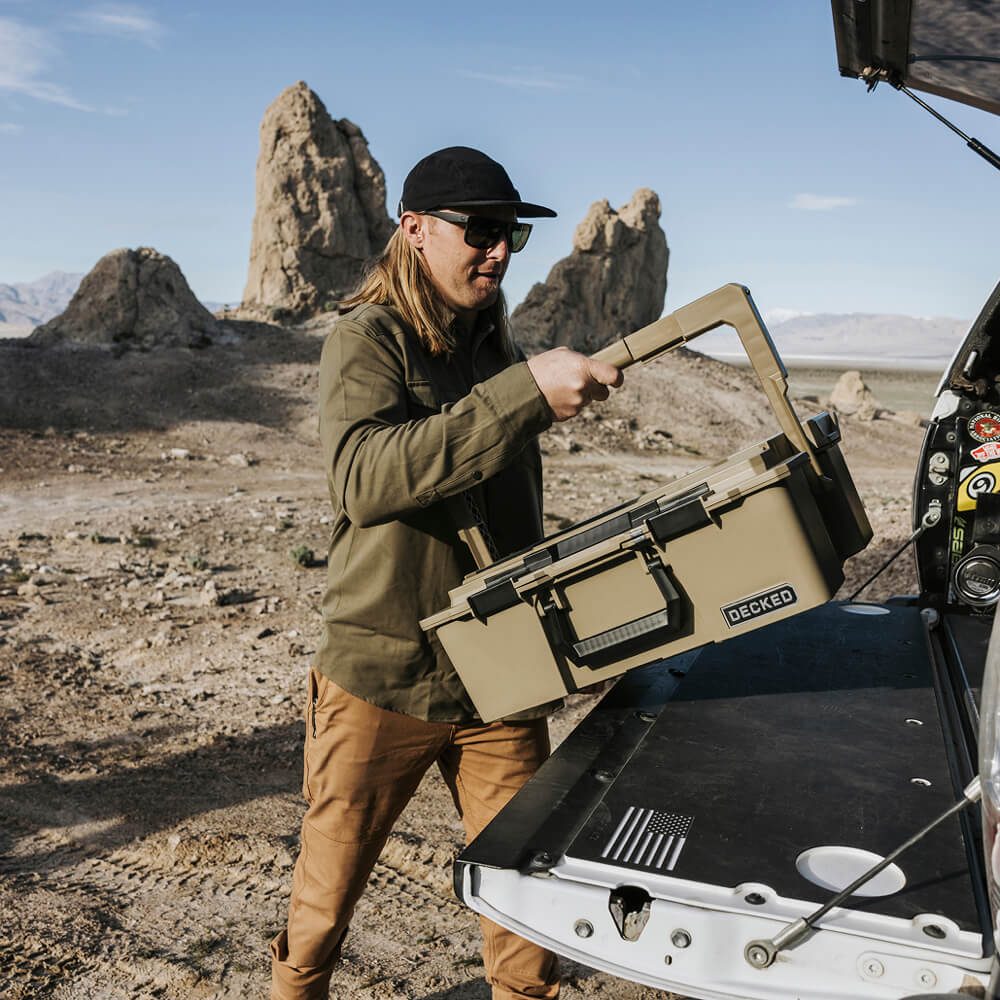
[314,303,554,721]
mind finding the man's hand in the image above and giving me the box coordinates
[526,347,623,422]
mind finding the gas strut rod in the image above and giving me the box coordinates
[898,82,1000,173]
[848,509,937,602]
[743,776,982,970]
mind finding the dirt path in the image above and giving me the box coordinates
[0,439,685,1000]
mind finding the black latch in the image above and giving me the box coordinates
[468,578,521,621]
[806,411,841,450]
[648,498,712,544]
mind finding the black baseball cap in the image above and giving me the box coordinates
[398,146,556,219]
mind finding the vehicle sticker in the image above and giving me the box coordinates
[721,584,797,628]
[968,411,1000,443]
[972,442,1000,462]
[600,807,692,871]
[952,516,966,559]
[958,463,1000,511]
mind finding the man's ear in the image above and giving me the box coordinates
[400,211,426,252]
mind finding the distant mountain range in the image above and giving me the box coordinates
[696,311,970,369]
[0,272,84,334]
[0,272,973,367]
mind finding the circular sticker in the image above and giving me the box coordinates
[969,411,1000,443]
[968,470,997,498]
[958,463,1000,511]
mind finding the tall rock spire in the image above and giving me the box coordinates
[241,81,394,321]
[511,189,668,354]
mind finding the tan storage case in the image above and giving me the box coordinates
[421,284,872,721]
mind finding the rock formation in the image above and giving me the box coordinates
[829,370,881,420]
[241,81,395,321]
[31,247,220,349]
[511,188,668,354]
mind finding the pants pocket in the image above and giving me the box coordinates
[302,669,320,804]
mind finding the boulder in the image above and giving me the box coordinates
[241,81,395,321]
[510,188,668,354]
[893,409,926,427]
[31,247,220,349]
[829,370,880,420]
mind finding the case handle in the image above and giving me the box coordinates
[591,284,823,479]
[540,552,682,670]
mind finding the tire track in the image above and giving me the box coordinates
[1,827,295,998]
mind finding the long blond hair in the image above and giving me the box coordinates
[341,227,515,360]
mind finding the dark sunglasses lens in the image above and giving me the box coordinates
[464,218,532,252]
[509,223,531,252]
[464,218,503,249]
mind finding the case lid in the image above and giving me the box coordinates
[420,446,809,631]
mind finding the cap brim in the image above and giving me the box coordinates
[451,199,557,218]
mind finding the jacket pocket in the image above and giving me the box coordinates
[406,379,439,417]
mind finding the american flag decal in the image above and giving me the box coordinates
[601,807,693,871]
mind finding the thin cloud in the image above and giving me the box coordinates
[790,193,858,211]
[0,121,23,133]
[459,68,585,90]
[0,17,94,110]
[71,4,165,47]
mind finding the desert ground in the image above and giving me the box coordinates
[0,319,931,1000]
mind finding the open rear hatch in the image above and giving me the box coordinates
[832,0,1000,116]
[832,0,1000,171]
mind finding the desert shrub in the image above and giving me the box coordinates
[289,545,315,568]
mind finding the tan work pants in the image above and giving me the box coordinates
[270,670,560,1000]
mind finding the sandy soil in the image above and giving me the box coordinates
[0,320,927,1000]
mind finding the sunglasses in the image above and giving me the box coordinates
[422,210,532,253]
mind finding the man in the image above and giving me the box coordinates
[271,146,622,1000]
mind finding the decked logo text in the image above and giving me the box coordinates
[721,585,798,628]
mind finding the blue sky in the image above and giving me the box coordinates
[2,0,999,323]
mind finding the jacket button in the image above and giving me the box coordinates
[472,471,483,481]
